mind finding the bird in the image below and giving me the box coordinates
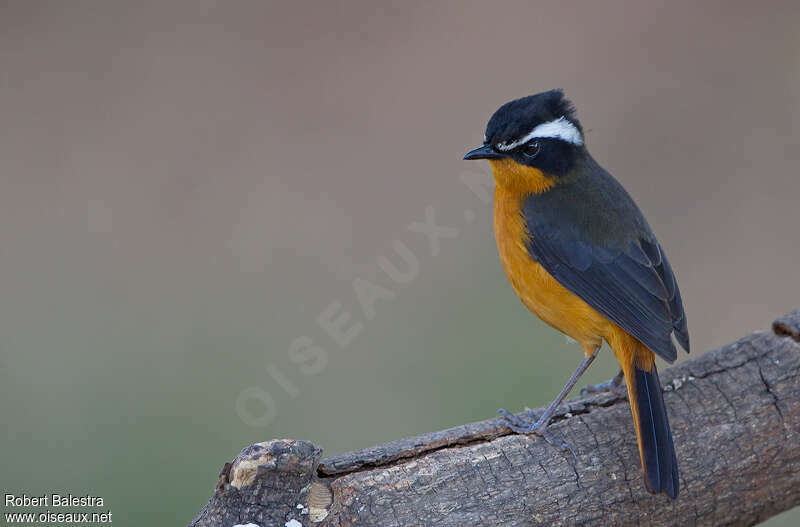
[463,90,689,499]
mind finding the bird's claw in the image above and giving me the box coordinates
[497,407,538,431]
[497,408,577,461]
[580,375,627,397]
[580,381,627,397]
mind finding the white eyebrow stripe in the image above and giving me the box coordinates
[496,116,583,151]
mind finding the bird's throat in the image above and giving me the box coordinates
[488,159,556,195]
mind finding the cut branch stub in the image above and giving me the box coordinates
[773,308,800,343]
[190,439,322,527]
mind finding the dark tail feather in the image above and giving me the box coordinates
[630,364,679,499]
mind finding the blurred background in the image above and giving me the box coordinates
[2,1,799,525]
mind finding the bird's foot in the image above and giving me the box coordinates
[497,408,577,460]
[580,372,627,397]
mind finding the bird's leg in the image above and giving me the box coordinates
[498,347,599,457]
[580,369,627,397]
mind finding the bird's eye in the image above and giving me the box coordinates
[521,141,540,158]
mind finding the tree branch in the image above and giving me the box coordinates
[190,309,800,527]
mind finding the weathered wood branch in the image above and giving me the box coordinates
[190,309,800,527]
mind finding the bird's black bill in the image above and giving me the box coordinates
[463,144,504,160]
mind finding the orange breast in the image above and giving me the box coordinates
[493,186,610,353]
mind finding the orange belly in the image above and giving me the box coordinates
[494,186,611,354]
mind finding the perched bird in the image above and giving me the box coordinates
[463,90,689,499]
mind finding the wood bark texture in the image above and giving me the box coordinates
[190,309,800,527]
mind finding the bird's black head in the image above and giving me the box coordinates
[464,90,585,186]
